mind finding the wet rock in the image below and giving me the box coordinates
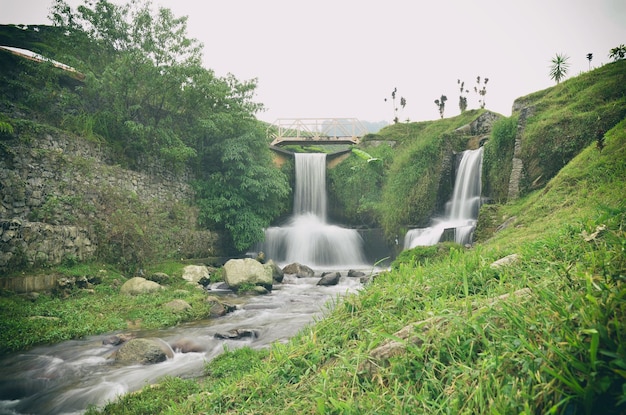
[317,272,340,286]
[265,259,284,283]
[223,258,273,292]
[102,333,135,346]
[112,338,173,364]
[347,269,366,279]
[282,262,314,278]
[214,329,258,340]
[120,277,163,295]
[170,338,205,353]
[206,295,237,317]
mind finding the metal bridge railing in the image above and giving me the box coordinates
[268,118,367,146]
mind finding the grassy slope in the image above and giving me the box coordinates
[92,125,625,413]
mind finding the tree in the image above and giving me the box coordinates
[609,44,626,61]
[47,0,289,253]
[457,79,468,113]
[194,121,290,252]
[586,53,593,70]
[434,95,447,119]
[384,87,406,124]
[474,76,488,109]
[549,53,570,84]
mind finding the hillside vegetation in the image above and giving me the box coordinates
[91,67,626,414]
[328,60,626,241]
[0,0,291,260]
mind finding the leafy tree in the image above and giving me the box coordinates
[457,79,468,113]
[609,44,626,61]
[474,76,488,109]
[549,53,570,84]
[45,0,289,254]
[194,121,290,252]
[434,94,447,119]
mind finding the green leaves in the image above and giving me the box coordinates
[549,53,571,84]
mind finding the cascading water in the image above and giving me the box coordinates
[262,153,367,268]
[404,147,484,249]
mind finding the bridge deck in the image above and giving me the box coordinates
[268,118,367,146]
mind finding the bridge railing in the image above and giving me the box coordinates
[268,118,367,146]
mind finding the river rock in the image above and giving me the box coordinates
[182,265,210,284]
[265,259,284,283]
[347,269,366,279]
[317,272,340,286]
[170,338,206,353]
[164,299,191,313]
[282,262,315,278]
[120,277,163,295]
[102,333,135,346]
[112,338,173,364]
[214,329,258,340]
[206,295,237,317]
[223,258,273,292]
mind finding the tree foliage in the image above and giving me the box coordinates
[434,94,447,119]
[549,53,570,84]
[2,0,290,255]
[608,44,626,61]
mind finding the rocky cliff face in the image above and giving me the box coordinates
[0,126,220,274]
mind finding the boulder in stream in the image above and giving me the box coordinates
[112,338,173,364]
[265,259,284,283]
[223,258,273,292]
[282,262,315,278]
[317,272,340,286]
[214,329,258,340]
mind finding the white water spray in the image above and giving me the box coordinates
[404,147,484,248]
[262,153,367,268]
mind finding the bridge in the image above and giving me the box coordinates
[268,118,367,147]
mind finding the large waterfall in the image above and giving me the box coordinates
[404,147,484,248]
[262,153,367,268]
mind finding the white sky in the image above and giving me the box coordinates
[1,0,625,124]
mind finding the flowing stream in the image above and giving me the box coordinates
[0,151,376,414]
[0,275,364,415]
[404,147,484,248]
[262,153,369,269]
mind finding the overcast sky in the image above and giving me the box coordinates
[1,0,625,124]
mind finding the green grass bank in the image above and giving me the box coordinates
[88,118,625,414]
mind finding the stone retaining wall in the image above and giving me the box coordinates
[0,128,211,274]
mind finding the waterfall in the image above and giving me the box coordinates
[262,153,367,269]
[293,153,327,219]
[404,147,483,249]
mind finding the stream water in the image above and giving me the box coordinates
[0,274,365,415]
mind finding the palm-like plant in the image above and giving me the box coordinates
[549,53,570,84]
[609,44,626,61]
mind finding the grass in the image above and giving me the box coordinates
[89,121,625,414]
[0,261,218,353]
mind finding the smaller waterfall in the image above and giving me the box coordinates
[262,153,367,269]
[404,147,483,249]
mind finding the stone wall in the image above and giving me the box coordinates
[507,106,534,200]
[0,128,216,274]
